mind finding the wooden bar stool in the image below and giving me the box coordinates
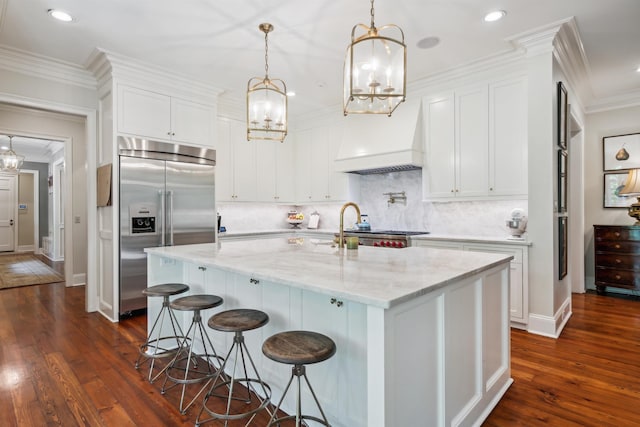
[262,330,336,427]
[161,294,224,414]
[135,283,189,383]
[195,309,272,427]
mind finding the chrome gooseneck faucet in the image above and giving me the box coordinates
[339,202,362,249]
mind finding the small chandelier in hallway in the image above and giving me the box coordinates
[0,136,25,172]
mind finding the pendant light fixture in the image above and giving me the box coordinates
[343,0,407,116]
[0,136,25,172]
[247,23,288,142]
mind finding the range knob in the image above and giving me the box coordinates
[398,242,405,248]
[392,241,399,248]
[373,242,379,247]
[385,241,391,247]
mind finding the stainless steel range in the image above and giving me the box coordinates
[335,230,429,248]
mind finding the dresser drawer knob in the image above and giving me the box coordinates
[615,274,621,280]
[615,232,621,237]
[615,244,621,249]
[616,259,622,264]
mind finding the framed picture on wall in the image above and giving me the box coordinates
[558,216,568,280]
[603,132,640,171]
[603,172,634,208]
[557,82,568,150]
[558,149,568,213]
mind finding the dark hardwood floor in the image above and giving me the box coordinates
[1,283,639,426]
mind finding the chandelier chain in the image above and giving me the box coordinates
[370,0,375,28]
[264,30,269,78]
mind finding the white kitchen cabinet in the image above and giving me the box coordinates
[216,118,257,202]
[256,140,295,203]
[411,239,529,327]
[298,290,367,426]
[117,84,214,147]
[294,124,351,203]
[423,76,527,201]
[489,77,528,197]
[423,85,488,200]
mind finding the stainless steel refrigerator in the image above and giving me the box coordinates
[118,136,216,316]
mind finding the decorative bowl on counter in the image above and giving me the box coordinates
[287,211,304,228]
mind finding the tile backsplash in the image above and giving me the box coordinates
[218,169,528,239]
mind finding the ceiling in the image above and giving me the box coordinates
[0,134,64,163]
[0,0,639,116]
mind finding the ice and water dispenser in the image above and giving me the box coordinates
[129,204,156,234]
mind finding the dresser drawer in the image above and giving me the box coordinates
[595,253,640,269]
[595,267,640,288]
[595,240,640,254]
[595,226,640,242]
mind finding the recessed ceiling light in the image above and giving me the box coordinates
[417,36,440,50]
[48,9,74,22]
[484,10,506,22]
[636,65,640,73]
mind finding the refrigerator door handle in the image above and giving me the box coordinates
[160,190,166,246]
[168,190,174,246]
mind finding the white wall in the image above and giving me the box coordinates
[584,105,640,290]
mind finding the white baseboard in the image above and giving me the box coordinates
[72,273,86,287]
[17,245,35,252]
[527,297,572,338]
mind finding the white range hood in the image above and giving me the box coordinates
[335,99,423,174]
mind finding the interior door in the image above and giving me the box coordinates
[0,174,17,252]
[165,160,215,246]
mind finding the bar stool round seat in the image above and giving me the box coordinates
[195,309,272,427]
[161,294,224,414]
[262,331,336,427]
[135,283,190,383]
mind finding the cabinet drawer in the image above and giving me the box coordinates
[595,240,640,254]
[595,267,640,288]
[595,253,640,270]
[594,227,640,241]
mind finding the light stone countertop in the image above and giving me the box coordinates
[410,233,532,246]
[146,236,512,309]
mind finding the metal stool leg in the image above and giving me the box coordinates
[161,309,221,414]
[195,331,272,427]
[135,295,185,382]
[266,364,331,427]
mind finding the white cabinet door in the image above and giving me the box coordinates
[411,239,464,250]
[170,97,213,147]
[275,141,295,203]
[294,129,313,202]
[456,85,488,197]
[215,119,233,202]
[489,77,528,197]
[118,85,171,140]
[424,93,456,199]
[256,142,278,202]
[327,122,349,201]
[231,120,257,201]
[310,127,330,201]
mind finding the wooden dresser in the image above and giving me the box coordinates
[594,225,640,294]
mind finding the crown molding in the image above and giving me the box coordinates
[217,92,244,121]
[0,44,96,90]
[85,48,224,103]
[0,0,7,37]
[506,17,569,57]
[586,90,640,114]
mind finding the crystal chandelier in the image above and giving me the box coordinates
[343,0,407,116]
[247,23,288,142]
[0,136,25,172]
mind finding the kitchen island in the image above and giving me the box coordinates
[145,236,513,427]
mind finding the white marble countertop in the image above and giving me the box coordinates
[146,236,512,309]
[410,233,532,246]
